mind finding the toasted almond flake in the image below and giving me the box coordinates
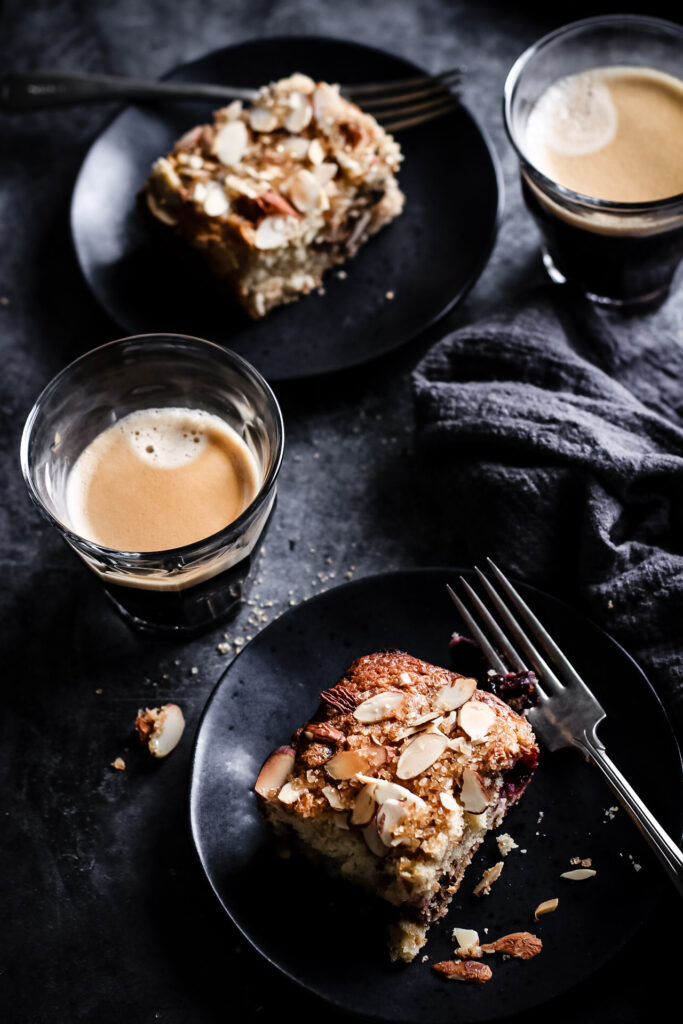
[350,783,376,825]
[313,82,340,125]
[473,861,504,897]
[440,790,460,812]
[284,93,312,132]
[254,745,295,797]
[253,215,297,250]
[355,775,427,810]
[560,868,596,881]
[396,731,448,780]
[458,700,497,741]
[308,138,324,165]
[325,746,388,780]
[191,182,208,204]
[249,106,279,132]
[398,672,413,686]
[460,766,491,813]
[452,927,480,954]
[436,677,477,711]
[377,798,411,847]
[353,690,404,723]
[312,161,338,186]
[534,898,559,920]
[110,757,126,771]
[213,120,248,166]
[362,821,388,857]
[288,168,322,214]
[277,781,307,805]
[202,182,230,217]
[322,784,344,810]
[282,136,310,158]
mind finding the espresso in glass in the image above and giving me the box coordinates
[505,16,683,307]
[21,336,284,634]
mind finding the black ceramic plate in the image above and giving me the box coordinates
[71,37,502,381]
[190,568,682,1022]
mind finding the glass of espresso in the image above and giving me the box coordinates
[504,15,683,307]
[21,334,284,633]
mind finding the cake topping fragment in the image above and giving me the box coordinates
[435,677,477,711]
[254,745,296,796]
[560,868,597,881]
[458,700,497,741]
[353,690,404,723]
[432,960,492,983]
[396,731,448,779]
[459,766,491,813]
[452,927,482,958]
[135,704,185,758]
[473,861,504,897]
[325,745,388,779]
[481,932,542,960]
[534,898,559,919]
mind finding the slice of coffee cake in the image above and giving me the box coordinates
[255,651,538,962]
[143,73,404,318]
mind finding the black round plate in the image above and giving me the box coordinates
[190,568,682,1022]
[71,37,502,381]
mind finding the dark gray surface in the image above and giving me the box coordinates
[1,2,681,1023]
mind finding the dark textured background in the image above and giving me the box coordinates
[1,2,681,1022]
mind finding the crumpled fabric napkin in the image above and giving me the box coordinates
[413,288,683,728]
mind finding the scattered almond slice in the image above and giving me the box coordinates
[353,690,404,723]
[473,861,504,897]
[202,182,230,218]
[213,120,248,166]
[288,168,322,213]
[254,745,296,796]
[355,775,427,810]
[481,932,542,960]
[459,766,491,813]
[440,790,460,812]
[377,798,411,847]
[284,92,312,133]
[534,898,559,920]
[135,704,185,758]
[396,731,448,779]
[325,746,388,780]
[435,677,477,711]
[254,215,298,250]
[110,757,126,771]
[458,700,497,741]
[452,928,481,958]
[362,821,389,857]
[560,868,597,881]
[433,960,492,984]
[249,106,279,132]
[277,781,308,805]
[350,782,377,825]
[322,785,345,811]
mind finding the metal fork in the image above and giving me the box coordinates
[448,558,683,898]
[0,67,462,131]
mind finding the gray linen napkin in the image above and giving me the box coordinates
[413,288,683,728]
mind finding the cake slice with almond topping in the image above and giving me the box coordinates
[254,650,538,962]
[143,73,404,318]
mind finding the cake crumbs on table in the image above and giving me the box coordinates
[496,833,518,856]
[217,642,231,654]
[190,666,199,675]
[110,757,126,771]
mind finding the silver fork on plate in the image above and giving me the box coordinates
[0,67,462,131]
[448,558,683,898]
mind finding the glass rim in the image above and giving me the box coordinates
[20,332,285,564]
[503,13,683,214]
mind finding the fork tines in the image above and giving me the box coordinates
[448,559,593,702]
[344,66,462,132]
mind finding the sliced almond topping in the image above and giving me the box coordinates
[281,136,310,159]
[534,898,559,919]
[213,120,248,166]
[397,671,413,686]
[440,790,460,812]
[377,798,411,847]
[362,821,388,857]
[254,746,296,797]
[284,93,312,133]
[322,784,345,810]
[308,138,325,165]
[350,783,377,825]
[277,781,307,805]
[313,82,340,126]
[460,766,491,813]
[325,746,388,780]
[458,700,497,741]
[481,932,542,960]
[396,731,448,780]
[223,99,243,121]
[473,861,504,897]
[560,869,596,881]
[353,690,404,724]
[202,182,230,217]
[436,677,477,711]
[452,927,480,956]
[249,106,279,132]
[433,960,491,983]
[355,775,427,810]
[253,215,297,250]
[312,161,338,186]
[288,168,322,214]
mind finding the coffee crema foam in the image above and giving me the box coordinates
[66,408,260,552]
[524,66,683,203]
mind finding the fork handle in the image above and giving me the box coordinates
[0,71,254,112]
[577,734,683,898]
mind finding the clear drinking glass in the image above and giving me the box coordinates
[504,15,683,307]
[21,334,284,634]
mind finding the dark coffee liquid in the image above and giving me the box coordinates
[522,179,683,305]
[101,505,275,635]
